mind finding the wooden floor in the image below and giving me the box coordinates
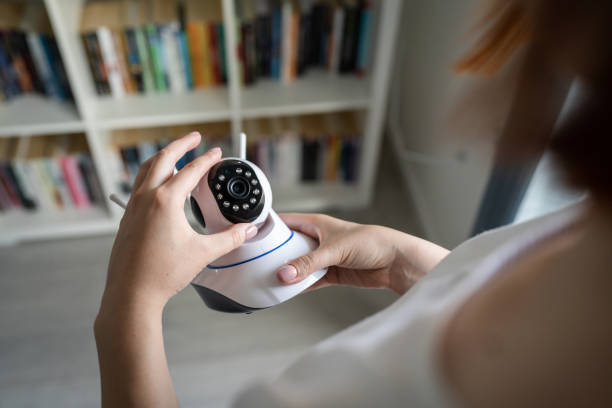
[0,139,422,407]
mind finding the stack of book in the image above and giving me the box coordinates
[0,135,103,214]
[237,0,373,85]
[0,4,72,103]
[244,111,361,186]
[108,122,232,194]
[80,0,227,98]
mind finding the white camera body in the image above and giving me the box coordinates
[189,138,326,313]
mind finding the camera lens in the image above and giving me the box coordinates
[227,177,250,199]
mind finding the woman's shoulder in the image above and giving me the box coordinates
[438,212,612,407]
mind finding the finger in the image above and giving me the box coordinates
[132,156,155,191]
[276,245,338,284]
[198,223,258,263]
[165,147,222,198]
[144,132,201,189]
[279,213,322,239]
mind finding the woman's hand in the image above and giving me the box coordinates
[103,132,257,312]
[276,213,449,295]
[96,132,257,408]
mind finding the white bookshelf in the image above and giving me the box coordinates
[0,0,401,245]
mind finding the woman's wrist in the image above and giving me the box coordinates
[95,285,166,337]
[382,228,449,295]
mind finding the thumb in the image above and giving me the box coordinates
[277,246,337,285]
[199,223,258,262]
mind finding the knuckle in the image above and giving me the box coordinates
[297,253,314,274]
[231,228,244,247]
[152,187,169,207]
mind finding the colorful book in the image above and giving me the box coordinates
[61,155,91,208]
[160,23,186,93]
[135,27,155,93]
[97,26,125,98]
[146,24,168,92]
[124,28,144,92]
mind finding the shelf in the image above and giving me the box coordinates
[90,88,232,130]
[240,71,371,119]
[0,95,84,137]
[273,183,364,212]
[0,206,116,246]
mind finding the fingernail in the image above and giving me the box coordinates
[209,147,222,156]
[245,224,257,240]
[188,131,201,138]
[278,265,297,283]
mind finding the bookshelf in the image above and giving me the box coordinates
[0,0,401,245]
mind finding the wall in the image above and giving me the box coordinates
[389,0,523,248]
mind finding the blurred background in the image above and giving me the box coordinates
[0,0,583,406]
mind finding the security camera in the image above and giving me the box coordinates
[189,134,327,314]
[189,158,272,234]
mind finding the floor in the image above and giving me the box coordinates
[0,138,423,407]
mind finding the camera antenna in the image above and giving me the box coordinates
[239,132,247,160]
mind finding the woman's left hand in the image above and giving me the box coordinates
[103,132,258,312]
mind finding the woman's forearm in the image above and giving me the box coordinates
[94,292,178,408]
[385,228,450,295]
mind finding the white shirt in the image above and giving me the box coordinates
[233,202,583,407]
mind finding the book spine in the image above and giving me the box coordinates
[16,32,45,94]
[41,35,69,100]
[135,27,155,93]
[124,29,144,93]
[208,23,222,85]
[81,32,110,95]
[97,27,125,98]
[200,23,213,87]
[0,34,21,98]
[11,160,38,210]
[146,25,168,92]
[0,163,22,208]
[356,2,372,74]
[329,7,345,73]
[339,3,360,73]
[78,154,103,204]
[297,10,310,76]
[270,7,281,80]
[281,1,292,83]
[187,22,205,88]
[161,23,185,93]
[7,31,34,93]
[113,30,135,94]
[23,159,53,212]
[34,159,61,210]
[177,29,194,89]
[216,23,227,84]
[46,158,73,209]
[61,155,91,208]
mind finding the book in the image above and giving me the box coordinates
[113,29,136,94]
[133,27,154,93]
[61,155,91,208]
[124,28,144,92]
[97,26,125,98]
[160,23,186,93]
[145,24,168,92]
[339,0,360,74]
[355,0,372,75]
[81,32,110,95]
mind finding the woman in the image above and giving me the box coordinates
[95,1,612,406]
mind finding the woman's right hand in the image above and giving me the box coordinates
[276,213,450,295]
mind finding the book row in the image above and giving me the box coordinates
[80,0,228,97]
[0,136,104,214]
[0,4,72,102]
[237,0,374,85]
[108,111,362,196]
